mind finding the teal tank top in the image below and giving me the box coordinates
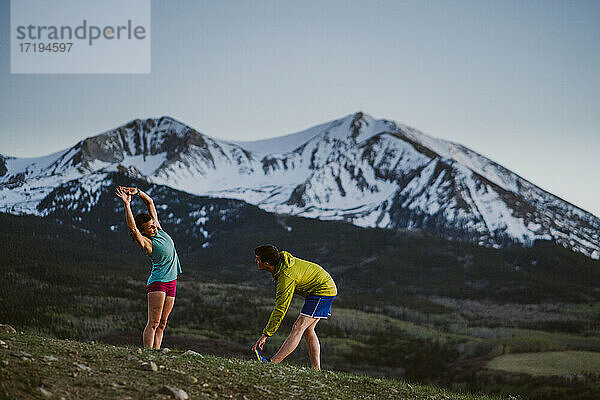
[147,229,182,285]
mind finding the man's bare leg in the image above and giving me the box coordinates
[270,315,316,364]
[303,318,321,369]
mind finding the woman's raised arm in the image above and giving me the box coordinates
[120,186,162,230]
[115,187,152,255]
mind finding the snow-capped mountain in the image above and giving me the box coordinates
[1,112,598,259]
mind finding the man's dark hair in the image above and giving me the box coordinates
[135,213,152,231]
[255,245,280,266]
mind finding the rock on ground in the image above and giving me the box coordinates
[0,324,17,333]
[74,363,92,371]
[141,361,158,372]
[38,387,52,398]
[159,385,189,400]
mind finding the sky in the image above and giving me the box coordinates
[0,0,598,216]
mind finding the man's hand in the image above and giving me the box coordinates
[115,187,131,204]
[119,186,139,196]
[252,334,268,352]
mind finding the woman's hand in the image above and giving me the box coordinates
[119,186,139,196]
[115,187,132,204]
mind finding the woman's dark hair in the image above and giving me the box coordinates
[135,213,152,231]
[254,244,280,266]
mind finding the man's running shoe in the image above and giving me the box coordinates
[254,348,270,363]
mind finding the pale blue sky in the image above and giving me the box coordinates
[0,0,598,216]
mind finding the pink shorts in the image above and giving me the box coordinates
[146,279,177,297]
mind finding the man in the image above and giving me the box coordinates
[251,245,337,370]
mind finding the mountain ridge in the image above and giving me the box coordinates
[1,111,598,259]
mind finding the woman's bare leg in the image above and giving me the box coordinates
[143,291,165,348]
[153,296,175,349]
[303,318,321,369]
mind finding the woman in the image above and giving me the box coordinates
[115,186,182,349]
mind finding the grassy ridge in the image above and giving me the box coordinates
[0,331,502,400]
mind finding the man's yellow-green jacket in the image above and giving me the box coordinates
[263,251,337,337]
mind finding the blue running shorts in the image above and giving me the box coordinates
[300,295,336,319]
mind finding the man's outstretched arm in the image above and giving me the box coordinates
[252,275,295,351]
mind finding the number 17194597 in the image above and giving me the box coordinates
[19,42,73,52]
